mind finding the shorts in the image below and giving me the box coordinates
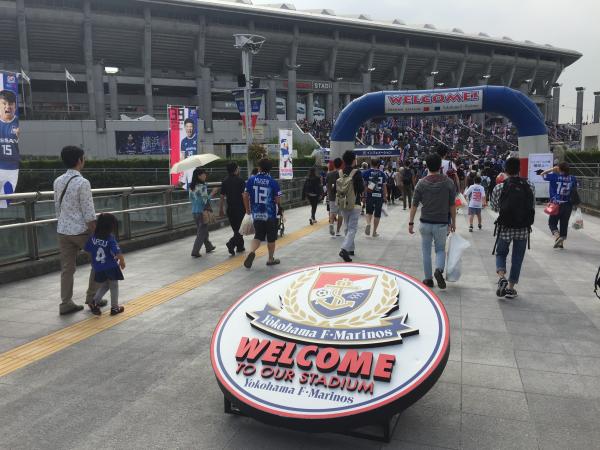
[366,197,384,218]
[253,219,278,243]
[329,200,339,215]
[468,207,482,216]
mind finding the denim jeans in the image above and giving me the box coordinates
[548,202,573,239]
[419,222,447,280]
[495,238,527,284]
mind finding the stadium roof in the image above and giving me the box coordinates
[158,0,581,60]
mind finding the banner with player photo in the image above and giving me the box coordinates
[278,129,293,180]
[168,105,198,186]
[116,131,169,155]
[0,71,20,208]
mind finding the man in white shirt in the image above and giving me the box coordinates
[53,146,104,315]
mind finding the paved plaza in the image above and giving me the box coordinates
[1,203,600,450]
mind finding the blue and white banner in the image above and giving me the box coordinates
[0,71,20,208]
[279,129,293,180]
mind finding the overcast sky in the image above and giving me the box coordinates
[291,0,598,123]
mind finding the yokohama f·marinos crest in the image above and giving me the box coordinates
[247,269,419,346]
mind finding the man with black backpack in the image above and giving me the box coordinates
[337,150,365,262]
[490,157,536,299]
[399,160,415,210]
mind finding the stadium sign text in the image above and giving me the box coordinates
[211,263,450,431]
[384,89,483,114]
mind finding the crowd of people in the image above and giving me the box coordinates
[52,136,580,315]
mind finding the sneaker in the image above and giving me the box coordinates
[309,218,314,225]
[266,258,281,266]
[496,277,508,297]
[110,306,125,316]
[59,302,84,315]
[89,301,101,316]
[205,244,216,253]
[478,224,482,230]
[365,224,371,235]
[555,237,564,249]
[191,253,201,258]
[244,252,256,269]
[236,247,246,253]
[434,269,446,289]
[553,235,561,248]
[226,241,235,256]
[372,232,379,238]
[504,288,518,299]
[349,251,355,256]
[422,279,434,288]
[339,249,352,262]
[469,226,473,232]
[329,224,335,236]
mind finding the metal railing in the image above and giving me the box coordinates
[578,177,600,210]
[0,178,307,266]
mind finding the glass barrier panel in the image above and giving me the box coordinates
[0,202,29,264]
[128,192,166,236]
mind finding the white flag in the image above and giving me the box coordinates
[20,69,30,84]
[65,68,76,83]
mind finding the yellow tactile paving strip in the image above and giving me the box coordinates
[0,220,327,377]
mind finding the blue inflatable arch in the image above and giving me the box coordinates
[330,86,548,175]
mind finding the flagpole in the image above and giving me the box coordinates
[20,76,26,119]
[65,77,70,119]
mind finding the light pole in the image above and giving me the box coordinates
[233,34,266,171]
[430,71,439,89]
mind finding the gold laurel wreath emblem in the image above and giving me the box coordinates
[280,270,399,328]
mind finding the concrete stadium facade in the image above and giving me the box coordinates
[0,0,581,132]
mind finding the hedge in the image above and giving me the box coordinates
[565,150,600,163]
[15,157,317,192]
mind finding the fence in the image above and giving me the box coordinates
[0,178,307,266]
[578,177,600,210]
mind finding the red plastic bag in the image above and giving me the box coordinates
[544,202,559,216]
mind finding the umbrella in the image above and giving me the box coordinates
[170,154,220,174]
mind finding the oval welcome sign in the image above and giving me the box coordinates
[210,263,450,431]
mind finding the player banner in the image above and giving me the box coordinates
[279,129,293,180]
[232,89,264,130]
[168,105,198,186]
[0,71,20,208]
[115,131,169,155]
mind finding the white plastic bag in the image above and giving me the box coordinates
[571,209,584,230]
[240,214,255,236]
[455,193,468,209]
[446,233,471,282]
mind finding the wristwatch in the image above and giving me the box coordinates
[408,222,414,226]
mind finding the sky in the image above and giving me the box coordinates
[290,0,598,124]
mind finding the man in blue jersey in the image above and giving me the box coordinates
[0,90,19,208]
[180,118,197,159]
[362,159,388,237]
[243,158,282,268]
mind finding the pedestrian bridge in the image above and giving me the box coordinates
[1,202,600,449]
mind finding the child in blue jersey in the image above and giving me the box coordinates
[84,213,126,316]
[362,159,388,237]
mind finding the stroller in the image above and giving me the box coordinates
[277,206,285,237]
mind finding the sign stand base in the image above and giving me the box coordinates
[223,397,401,443]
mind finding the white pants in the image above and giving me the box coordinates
[340,208,360,252]
[0,168,18,209]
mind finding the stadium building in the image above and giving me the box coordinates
[0,0,582,155]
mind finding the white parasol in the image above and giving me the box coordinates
[170,154,220,174]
